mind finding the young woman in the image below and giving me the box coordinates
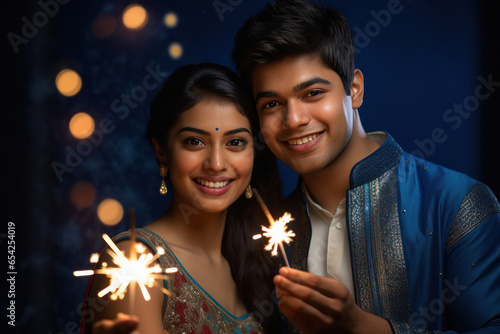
[80,63,283,333]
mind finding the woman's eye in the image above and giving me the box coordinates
[184,138,204,146]
[227,138,247,147]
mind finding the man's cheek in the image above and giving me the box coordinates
[259,124,278,144]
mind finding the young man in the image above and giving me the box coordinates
[233,0,500,333]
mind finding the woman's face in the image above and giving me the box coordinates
[165,99,254,214]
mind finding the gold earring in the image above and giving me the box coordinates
[159,165,168,195]
[245,185,253,199]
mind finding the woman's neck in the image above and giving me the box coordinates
[148,198,228,262]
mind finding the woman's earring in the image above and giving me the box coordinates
[159,165,168,195]
[245,185,253,199]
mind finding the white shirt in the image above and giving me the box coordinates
[304,184,355,297]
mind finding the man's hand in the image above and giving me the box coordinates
[274,267,392,334]
[92,312,139,334]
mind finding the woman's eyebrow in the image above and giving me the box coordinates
[223,128,251,136]
[177,127,210,135]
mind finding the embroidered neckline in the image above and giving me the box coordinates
[139,228,252,321]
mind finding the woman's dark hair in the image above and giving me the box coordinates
[148,63,257,148]
[147,63,283,332]
[232,0,355,95]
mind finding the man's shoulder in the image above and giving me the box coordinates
[399,152,499,228]
[399,151,479,192]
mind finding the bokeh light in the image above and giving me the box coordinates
[55,69,82,97]
[97,198,124,226]
[169,42,183,59]
[69,112,95,139]
[122,4,148,29]
[92,13,117,39]
[70,181,97,209]
[163,12,178,27]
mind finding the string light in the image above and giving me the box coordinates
[56,69,82,97]
[69,112,95,140]
[97,199,124,226]
[70,181,96,208]
[163,12,178,27]
[122,4,148,30]
[169,42,183,59]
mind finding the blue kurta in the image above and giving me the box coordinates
[286,132,500,333]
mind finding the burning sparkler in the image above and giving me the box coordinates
[252,189,295,267]
[74,210,178,313]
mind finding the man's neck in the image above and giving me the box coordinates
[301,112,381,213]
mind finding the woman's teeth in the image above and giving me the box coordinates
[196,179,229,188]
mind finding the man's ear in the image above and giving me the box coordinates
[350,69,364,109]
[152,139,168,166]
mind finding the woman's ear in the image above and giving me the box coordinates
[350,69,364,109]
[152,139,168,166]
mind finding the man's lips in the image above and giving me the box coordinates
[285,132,322,146]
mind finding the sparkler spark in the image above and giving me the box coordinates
[74,233,178,302]
[256,212,295,256]
[252,188,295,267]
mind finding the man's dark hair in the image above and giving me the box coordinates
[233,0,355,95]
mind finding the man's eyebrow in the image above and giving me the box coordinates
[292,77,332,93]
[255,77,332,102]
[178,127,210,135]
[224,128,251,136]
[255,90,279,102]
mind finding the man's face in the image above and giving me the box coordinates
[251,54,357,175]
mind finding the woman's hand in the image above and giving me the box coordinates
[92,312,139,334]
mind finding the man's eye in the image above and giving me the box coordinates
[306,90,322,97]
[263,101,279,109]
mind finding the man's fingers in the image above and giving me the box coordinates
[278,293,335,332]
[275,273,344,316]
[278,267,347,298]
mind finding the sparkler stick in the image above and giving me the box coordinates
[279,240,289,267]
[129,209,136,315]
[253,188,275,224]
[252,188,295,267]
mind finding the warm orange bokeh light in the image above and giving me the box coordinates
[169,42,183,59]
[163,12,178,27]
[69,112,95,139]
[92,13,117,39]
[122,4,148,29]
[97,198,124,226]
[56,69,82,97]
[70,181,97,209]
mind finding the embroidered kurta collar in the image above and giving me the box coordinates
[349,132,403,189]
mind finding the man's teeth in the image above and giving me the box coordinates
[196,179,229,188]
[288,133,319,145]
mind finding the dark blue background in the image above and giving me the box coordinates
[2,0,499,332]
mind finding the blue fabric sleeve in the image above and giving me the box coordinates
[444,213,500,333]
[389,212,500,333]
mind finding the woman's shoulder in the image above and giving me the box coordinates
[110,227,178,267]
[113,228,166,248]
